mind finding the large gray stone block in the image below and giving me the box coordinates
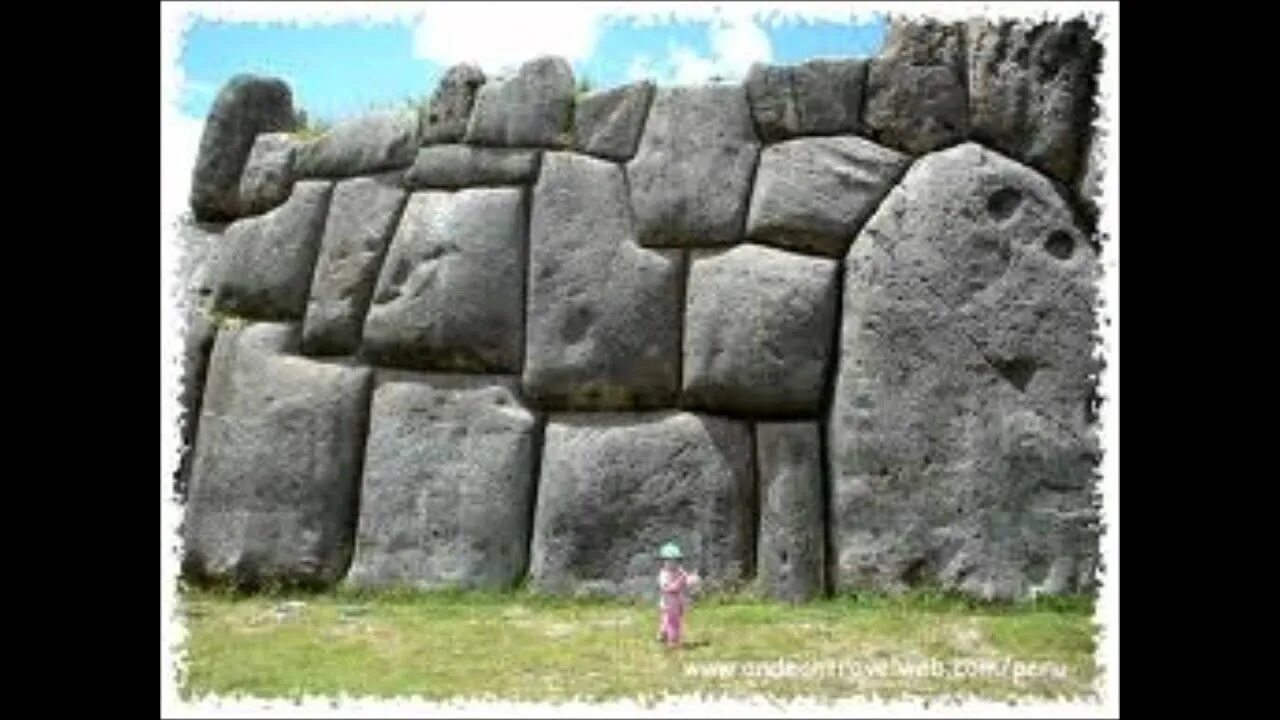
[745,136,910,257]
[863,20,969,154]
[211,181,333,320]
[175,217,223,309]
[683,244,839,416]
[627,85,760,247]
[182,322,372,587]
[828,142,1101,601]
[345,372,538,591]
[464,56,575,148]
[190,75,296,222]
[757,422,826,602]
[301,173,408,356]
[293,111,420,178]
[420,63,486,145]
[572,80,654,161]
[968,18,1101,185]
[175,305,218,502]
[402,145,541,189]
[362,187,528,373]
[744,59,867,142]
[237,132,300,216]
[174,218,224,500]
[529,412,755,598]
[524,152,682,409]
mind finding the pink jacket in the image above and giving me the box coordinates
[659,567,689,612]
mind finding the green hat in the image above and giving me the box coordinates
[659,542,683,560]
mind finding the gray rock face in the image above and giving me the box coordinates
[346,372,538,591]
[683,245,838,416]
[529,412,755,597]
[175,305,218,502]
[465,56,575,148]
[238,133,299,216]
[211,181,333,320]
[572,80,654,161]
[1080,127,1104,202]
[293,111,419,178]
[744,59,867,142]
[182,322,372,587]
[173,217,225,502]
[402,145,541,188]
[757,422,826,602]
[190,75,296,222]
[627,85,760,247]
[968,19,1101,185]
[524,152,682,409]
[828,142,1101,601]
[362,188,527,373]
[745,136,911,257]
[175,217,224,307]
[301,174,407,356]
[1076,125,1105,231]
[420,63,486,145]
[863,20,968,154]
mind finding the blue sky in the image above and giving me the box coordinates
[178,10,886,125]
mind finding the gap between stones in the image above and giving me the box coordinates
[335,368,377,582]
[817,257,846,599]
[746,421,762,586]
[520,411,548,583]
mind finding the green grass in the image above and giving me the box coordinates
[289,95,423,142]
[289,118,330,141]
[175,585,1099,703]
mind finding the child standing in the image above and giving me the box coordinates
[656,542,700,649]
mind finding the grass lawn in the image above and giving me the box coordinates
[175,586,1100,704]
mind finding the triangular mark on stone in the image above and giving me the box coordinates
[987,355,1037,392]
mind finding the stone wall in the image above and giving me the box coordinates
[174,17,1106,602]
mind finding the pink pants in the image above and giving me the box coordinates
[659,603,684,645]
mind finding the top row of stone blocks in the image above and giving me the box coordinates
[419,57,655,162]
[418,17,1100,174]
[865,17,1099,184]
[189,18,1100,223]
[746,16,1099,183]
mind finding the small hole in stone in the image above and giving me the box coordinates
[1045,231,1075,260]
[903,558,928,585]
[986,187,1022,220]
[990,356,1038,393]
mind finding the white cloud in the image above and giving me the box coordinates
[669,45,718,84]
[411,2,611,74]
[708,16,774,77]
[625,54,658,83]
[665,16,774,85]
[407,3,778,87]
[169,2,886,89]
